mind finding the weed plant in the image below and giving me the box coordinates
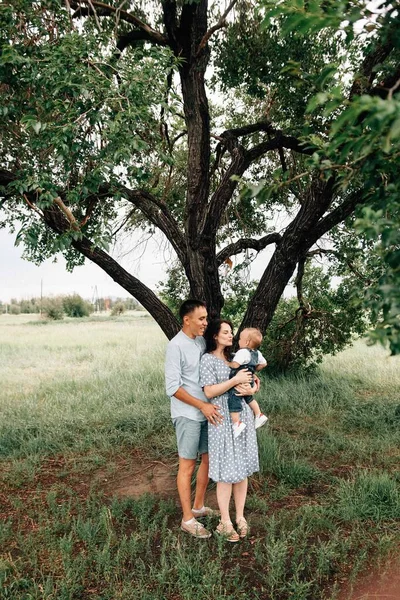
[1,317,400,599]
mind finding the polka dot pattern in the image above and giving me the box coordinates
[200,353,260,484]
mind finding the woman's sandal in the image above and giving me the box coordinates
[215,521,240,543]
[236,517,249,538]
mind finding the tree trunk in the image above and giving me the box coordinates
[240,244,299,333]
[185,245,224,318]
[173,0,224,316]
[240,178,335,335]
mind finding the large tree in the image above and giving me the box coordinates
[1,0,399,349]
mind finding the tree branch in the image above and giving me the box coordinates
[246,134,314,163]
[117,29,168,52]
[278,147,288,172]
[310,189,366,243]
[0,170,180,338]
[217,120,314,160]
[204,127,314,241]
[23,194,44,217]
[40,203,180,338]
[0,168,186,269]
[370,65,400,98]
[204,142,247,238]
[122,187,187,266]
[217,233,281,265]
[294,256,310,312]
[349,22,397,99]
[80,198,98,227]
[307,248,373,284]
[197,0,238,55]
[70,0,168,46]
[53,197,80,231]
[222,120,275,139]
[161,0,179,53]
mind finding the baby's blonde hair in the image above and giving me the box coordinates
[242,327,263,349]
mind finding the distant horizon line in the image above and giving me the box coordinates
[0,293,142,304]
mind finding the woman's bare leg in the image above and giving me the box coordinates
[230,411,241,424]
[216,481,233,523]
[233,477,248,522]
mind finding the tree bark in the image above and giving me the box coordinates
[240,178,336,334]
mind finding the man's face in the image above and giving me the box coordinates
[184,306,208,338]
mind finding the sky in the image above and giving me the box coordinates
[0,225,168,303]
[0,222,278,304]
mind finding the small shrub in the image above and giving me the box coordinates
[9,305,21,315]
[63,294,93,318]
[42,297,64,320]
[111,302,125,316]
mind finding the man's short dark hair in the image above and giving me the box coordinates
[179,299,207,321]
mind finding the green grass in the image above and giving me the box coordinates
[1,315,400,599]
[0,312,170,459]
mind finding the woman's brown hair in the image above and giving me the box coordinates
[203,319,233,360]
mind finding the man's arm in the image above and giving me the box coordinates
[172,386,221,423]
[165,342,222,424]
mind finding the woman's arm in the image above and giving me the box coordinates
[203,369,252,399]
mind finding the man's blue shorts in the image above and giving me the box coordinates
[172,417,208,459]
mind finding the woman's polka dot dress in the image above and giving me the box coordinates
[200,353,259,483]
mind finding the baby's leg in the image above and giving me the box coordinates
[228,390,246,437]
[230,411,241,425]
[248,398,260,416]
[248,399,268,429]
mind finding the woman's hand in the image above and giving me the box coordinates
[234,369,253,385]
[234,383,253,396]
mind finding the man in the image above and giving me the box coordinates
[165,299,222,538]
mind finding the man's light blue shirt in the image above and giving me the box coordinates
[165,330,207,421]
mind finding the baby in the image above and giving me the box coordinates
[228,327,268,438]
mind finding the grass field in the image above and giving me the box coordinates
[1,313,400,599]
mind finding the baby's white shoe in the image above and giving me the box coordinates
[254,413,268,429]
[232,421,246,438]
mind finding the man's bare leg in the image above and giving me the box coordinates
[177,457,196,522]
[193,452,209,510]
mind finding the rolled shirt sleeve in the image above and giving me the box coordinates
[165,342,182,397]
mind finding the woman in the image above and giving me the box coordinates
[200,319,260,542]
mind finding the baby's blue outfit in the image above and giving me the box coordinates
[228,348,259,413]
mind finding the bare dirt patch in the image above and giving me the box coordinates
[93,451,218,508]
[100,458,178,499]
[339,555,400,600]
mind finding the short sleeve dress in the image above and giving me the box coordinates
[199,353,259,484]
